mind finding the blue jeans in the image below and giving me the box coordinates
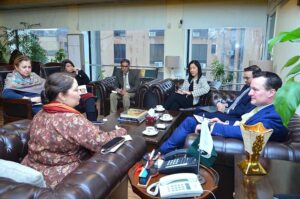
[160,116,198,154]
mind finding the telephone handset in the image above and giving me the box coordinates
[159,173,203,198]
[159,149,198,174]
[163,149,189,160]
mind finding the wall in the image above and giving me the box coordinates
[272,0,300,76]
[272,0,300,114]
[0,0,268,78]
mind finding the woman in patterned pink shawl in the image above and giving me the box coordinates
[22,72,127,188]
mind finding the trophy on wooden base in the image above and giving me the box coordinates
[239,122,273,175]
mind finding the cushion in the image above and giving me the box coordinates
[0,159,46,187]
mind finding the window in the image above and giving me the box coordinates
[189,27,263,90]
[211,44,216,54]
[114,44,126,63]
[150,44,164,64]
[149,30,164,37]
[114,30,126,37]
[19,28,68,62]
[192,44,208,64]
[192,29,208,39]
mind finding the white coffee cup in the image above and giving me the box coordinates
[156,105,164,110]
[146,126,156,132]
[162,114,171,119]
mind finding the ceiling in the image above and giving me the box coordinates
[0,0,152,10]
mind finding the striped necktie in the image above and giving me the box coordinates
[226,87,250,113]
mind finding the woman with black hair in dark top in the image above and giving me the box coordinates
[164,60,210,110]
[61,59,98,121]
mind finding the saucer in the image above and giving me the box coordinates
[160,116,173,122]
[155,107,165,112]
[142,129,159,136]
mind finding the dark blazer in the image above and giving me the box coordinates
[75,70,90,86]
[212,104,288,142]
[114,69,140,93]
[196,85,255,121]
[227,85,255,118]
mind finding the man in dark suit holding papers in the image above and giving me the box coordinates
[196,65,261,121]
[160,71,288,154]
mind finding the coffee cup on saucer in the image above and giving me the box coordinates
[146,126,156,132]
[162,114,171,120]
[155,105,165,112]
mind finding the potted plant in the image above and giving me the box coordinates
[210,59,225,89]
[268,27,300,126]
[0,22,48,63]
[51,49,66,62]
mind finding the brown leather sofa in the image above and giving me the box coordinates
[0,119,147,199]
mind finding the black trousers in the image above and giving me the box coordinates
[164,93,193,111]
[76,97,98,121]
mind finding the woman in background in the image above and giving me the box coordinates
[164,60,210,110]
[22,72,127,188]
[61,59,98,121]
[3,55,44,114]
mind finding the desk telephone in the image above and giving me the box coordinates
[147,173,203,198]
[159,149,198,174]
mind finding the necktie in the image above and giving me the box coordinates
[240,107,259,124]
[123,74,126,90]
[226,87,250,113]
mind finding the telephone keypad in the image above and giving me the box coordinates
[159,157,198,174]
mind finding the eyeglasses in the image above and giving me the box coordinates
[121,65,129,68]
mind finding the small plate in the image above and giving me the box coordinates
[142,129,159,136]
[160,116,173,122]
[155,107,165,112]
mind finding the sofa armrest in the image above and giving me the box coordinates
[150,79,175,105]
[0,119,31,163]
[0,135,147,199]
[93,76,116,116]
[135,78,162,108]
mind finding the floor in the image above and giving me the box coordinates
[128,182,141,199]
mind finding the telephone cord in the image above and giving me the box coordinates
[201,189,216,199]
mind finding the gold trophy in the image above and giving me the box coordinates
[239,122,273,175]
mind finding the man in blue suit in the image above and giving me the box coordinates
[160,71,288,154]
[197,65,261,121]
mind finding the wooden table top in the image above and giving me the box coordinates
[128,163,219,199]
[99,110,182,147]
[234,155,300,199]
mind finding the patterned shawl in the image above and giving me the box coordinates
[43,101,80,114]
[4,70,45,94]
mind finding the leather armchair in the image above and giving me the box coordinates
[95,76,156,116]
[40,62,62,78]
[0,97,33,124]
[0,119,147,199]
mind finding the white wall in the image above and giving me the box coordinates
[272,0,300,115]
[0,0,268,78]
[273,0,300,76]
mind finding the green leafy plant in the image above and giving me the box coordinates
[210,60,225,82]
[0,22,48,63]
[51,49,66,62]
[268,27,300,126]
